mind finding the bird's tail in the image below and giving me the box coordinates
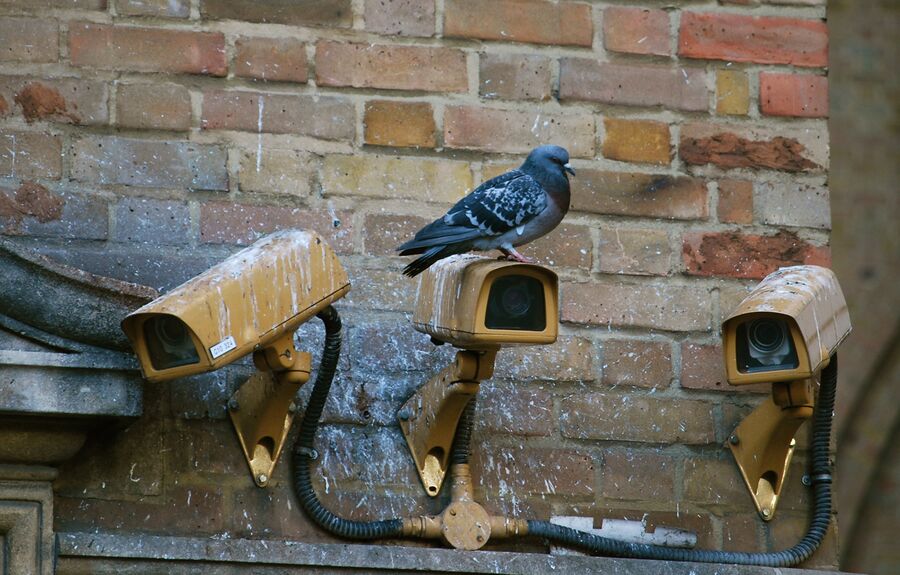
[402,244,466,277]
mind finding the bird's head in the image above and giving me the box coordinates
[522,145,576,183]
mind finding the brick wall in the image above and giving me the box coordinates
[0,0,835,568]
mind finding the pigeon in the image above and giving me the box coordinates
[397,145,575,277]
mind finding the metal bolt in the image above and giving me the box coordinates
[287,402,297,415]
[761,508,771,518]
[476,535,484,543]
[801,474,811,486]
[449,509,456,516]
[227,398,240,412]
[729,434,740,446]
[398,408,411,421]
[257,473,268,485]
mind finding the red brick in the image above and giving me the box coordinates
[201,0,352,27]
[760,73,828,118]
[561,393,716,444]
[1,183,107,240]
[473,444,595,496]
[717,179,754,224]
[444,105,595,158]
[562,280,712,332]
[201,89,355,141]
[519,222,592,270]
[722,514,763,552]
[115,0,189,17]
[603,7,670,56]
[116,83,191,131]
[72,136,228,191]
[69,22,226,76]
[598,226,672,276]
[1,77,108,126]
[603,118,671,165]
[364,100,435,148]
[479,53,552,101]
[3,0,105,7]
[0,19,58,63]
[602,450,676,501]
[682,230,831,280]
[573,170,708,220]
[683,458,748,504]
[316,42,467,93]
[679,12,828,68]
[445,0,592,47]
[199,202,353,252]
[478,383,553,436]
[365,0,435,37]
[602,339,673,389]
[234,37,308,84]
[0,131,62,180]
[362,213,429,256]
[113,198,191,246]
[680,123,825,172]
[560,60,708,112]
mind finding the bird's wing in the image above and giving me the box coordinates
[398,172,547,253]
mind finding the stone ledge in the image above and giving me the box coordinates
[56,532,849,575]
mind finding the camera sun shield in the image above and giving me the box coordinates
[412,255,558,348]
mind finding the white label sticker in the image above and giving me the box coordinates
[209,336,237,359]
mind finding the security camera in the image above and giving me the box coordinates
[121,229,350,487]
[721,265,850,520]
[122,229,350,383]
[412,254,559,349]
[722,265,850,385]
[400,255,559,497]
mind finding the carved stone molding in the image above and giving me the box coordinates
[0,466,56,575]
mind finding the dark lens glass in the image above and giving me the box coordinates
[485,275,546,331]
[736,318,799,373]
[143,316,200,371]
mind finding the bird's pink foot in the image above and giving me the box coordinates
[499,247,534,263]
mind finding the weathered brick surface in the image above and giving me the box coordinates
[519,222,592,270]
[201,0,352,27]
[0,131,62,179]
[679,12,828,67]
[603,7,670,56]
[1,77,108,126]
[69,22,226,76]
[717,179,754,224]
[602,339,672,389]
[562,280,712,332]
[0,18,58,63]
[113,198,191,246]
[364,0,434,37]
[237,148,313,196]
[233,37,308,84]
[364,100,436,148]
[477,383,553,436]
[201,89,355,141]
[680,122,827,172]
[573,170,708,220]
[560,60,708,112]
[473,444,595,496]
[444,105,596,157]
[760,73,829,118]
[444,0,593,47]
[321,154,471,203]
[682,457,748,504]
[680,342,769,393]
[116,0,189,17]
[561,393,716,444]
[494,335,594,382]
[316,42,467,93]
[72,136,228,190]
[116,83,191,131]
[2,0,106,8]
[1,183,107,239]
[598,226,672,276]
[755,180,831,229]
[362,213,429,256]
[479,53,552,101]
[602,450,676,501]
[716,70,750,116]
[682,230,830,279]
[602,118,671,165]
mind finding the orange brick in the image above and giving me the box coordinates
[760,73,828,117]
[679,12,828,68]
[603,7,670,56]
[717,70,750,116]
[603,118,671,165]
[573,170,708,220]
[602,339,673,389]
[444,0,592,47]
[717,179,754,224]
[602,450,676,501]
[316,41,467,93]
[364,100,436,148]
[234,37,308,84]
[682,230,831,279]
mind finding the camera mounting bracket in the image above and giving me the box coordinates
[398,348,497,497]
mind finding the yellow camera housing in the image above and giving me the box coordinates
[722,265,851,385]
[412,255,559,349]
[121,229,350,383]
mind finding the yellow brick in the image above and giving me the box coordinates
[602,118,671,165]
[716,70,749,116]
[321,155,473,204]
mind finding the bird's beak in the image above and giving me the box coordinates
[564,163,576,177]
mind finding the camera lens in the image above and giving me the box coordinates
[500,284,533,318]
[144,315,199,370]
[748,319,786,353]
[155,316,190,347]
[485,275,546,331]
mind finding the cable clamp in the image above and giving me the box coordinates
[811,473,832,484]
[297,446,319,460]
